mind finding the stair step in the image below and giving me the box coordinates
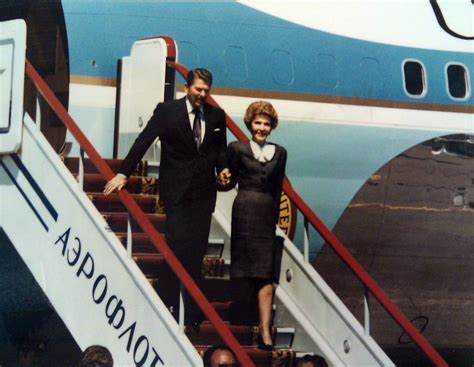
[77,174,159,195]
[210,301,232,321]
[202,256,228,278]
[116,232,157,253]
[195,346,295,367]
[147,277,236,305]
[186,323,258,345]
[102,212,166,233]
[115,233,224,258]
[133,253,226,279]
[274,328,296,349]
[63,157,148,176]
[206,238,225,257]
[188,324,282,347]
[89,193,162,213]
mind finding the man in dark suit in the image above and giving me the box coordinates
[104,68,227,329]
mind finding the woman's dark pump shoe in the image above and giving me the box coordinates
[257,333,273,351]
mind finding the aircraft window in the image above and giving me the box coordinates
[224,46,248,82]
[315,53,338,90]
[271,49,294,86]
[446,63,469,99]
[360,57,382,97]
[402,60,426,97]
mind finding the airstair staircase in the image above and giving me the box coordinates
[62,156,289,366]
[0,21,448,366]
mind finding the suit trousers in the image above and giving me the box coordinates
[156,198,213,324]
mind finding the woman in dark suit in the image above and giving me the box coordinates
[218,101,287,349]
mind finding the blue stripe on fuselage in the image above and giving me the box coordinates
[63,1,473,106]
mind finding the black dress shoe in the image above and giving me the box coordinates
[257,341,273,351]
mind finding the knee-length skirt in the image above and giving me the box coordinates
[230,190,276,280]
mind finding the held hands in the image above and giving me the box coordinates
[104,174,127,195]
[217,168,232,187]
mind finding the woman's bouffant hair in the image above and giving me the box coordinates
[244,100,279,130]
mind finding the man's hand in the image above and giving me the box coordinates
[104,174,127,195]
[217,168,232,187]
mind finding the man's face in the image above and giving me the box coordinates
[185,77,211,108]
[210,349,237,367]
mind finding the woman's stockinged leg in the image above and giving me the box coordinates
[257,282,274,346]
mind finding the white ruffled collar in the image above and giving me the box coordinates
[250,140,275,162]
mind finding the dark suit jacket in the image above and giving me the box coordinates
[119,97,227,210]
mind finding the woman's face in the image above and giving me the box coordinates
[250,114,272,145]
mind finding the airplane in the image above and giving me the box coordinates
[0,0,472,365]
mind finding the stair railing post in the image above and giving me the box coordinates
[126,213,133,258]
[364,285,370,336]
[178,282,185,333]
[303,217,310,263]
[35,92,41,131]
[78,147,84,191]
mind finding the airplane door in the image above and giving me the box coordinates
[115,37,177,162]
[0,19,26,153]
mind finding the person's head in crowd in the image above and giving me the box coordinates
[17,337,45,367]
[78,345,113,367]
[203,344,238,367]
[295,353,328,367]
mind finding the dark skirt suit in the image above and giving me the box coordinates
[225,141,287,280]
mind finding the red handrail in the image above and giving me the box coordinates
[24,59,255,367]
[168,60,448,367]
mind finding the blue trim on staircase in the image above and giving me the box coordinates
[11,153,58,221]
[0,159,49,232]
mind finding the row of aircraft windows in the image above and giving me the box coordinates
[182,43,471,101]
[403,60,471,100]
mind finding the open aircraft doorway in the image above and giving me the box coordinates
[314,134,474,366]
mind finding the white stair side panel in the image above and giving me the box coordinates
[0,114,201,366]
[0,19,26,153]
